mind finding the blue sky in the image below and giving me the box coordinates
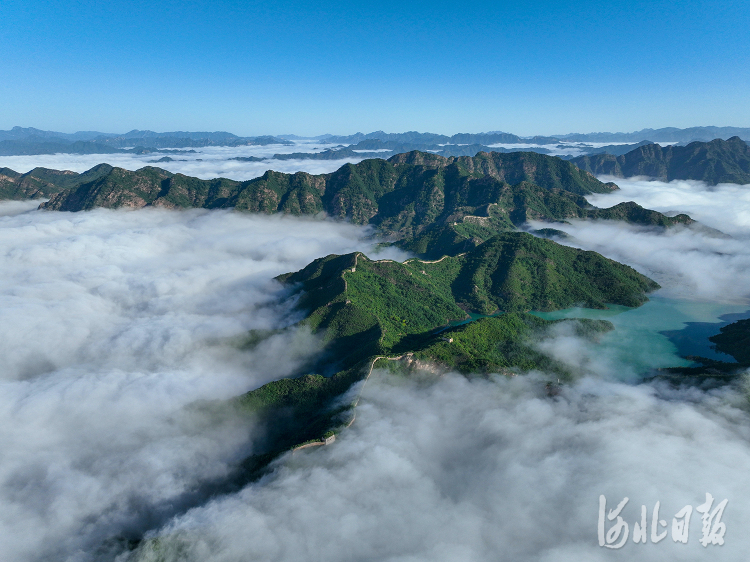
[1,0,748,136]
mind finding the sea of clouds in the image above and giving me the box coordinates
[0,141,646,182]
[1,176,750,561]
[528,178,750,303]
[588,177,750,238]
[0,141,360,181]
[127,374,750,562]
[0,204,406,561]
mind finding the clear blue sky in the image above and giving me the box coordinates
[1,0,748,136]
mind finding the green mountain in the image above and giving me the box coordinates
[233,231,652,458]
[570,137,750,185]
[2,150,695,258]
[406,314,613,375]
[234,313,613,459]
[278,232,656,365]
[37,150,615,211]
[0,164,115,200]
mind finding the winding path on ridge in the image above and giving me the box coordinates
[297,249,469,452]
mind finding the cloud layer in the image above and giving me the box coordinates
[129,372,750,562]
[588,177,750,237]
[0,204,405,562]
[0,141,363,180]
[527,178,750,303]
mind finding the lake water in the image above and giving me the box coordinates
[531,295,750,376]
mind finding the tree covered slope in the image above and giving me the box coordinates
[234,232,648,454]
[709,319,750,365]
[33,150,615,213]
[571,137,750,185]
[0,164,115,200]
[277,232,657,371]
[0,150,693,258]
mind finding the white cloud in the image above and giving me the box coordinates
[587,177,750,237]
[129,372,750,562]
[0,141,366,181]
[528,220,750,303]
[0,199,41,216]
[0,204,406,562]
[524,178,750,303]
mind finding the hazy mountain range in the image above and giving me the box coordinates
[2,125,750,157]
[0,127,292,155]
[304,126,750,145]
[571,137,750,185]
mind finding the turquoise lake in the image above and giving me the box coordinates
[531,295,750,376]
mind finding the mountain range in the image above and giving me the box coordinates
[315,126,750,145]
[271,139,557,161]
[277,137,750,185]
[0,126,291,155]
[556,126,750,143]
[2,125,750,156]
[2,151,696,259]
[2,127,745,534]
[570,137,750,185]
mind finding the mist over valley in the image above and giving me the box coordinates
[1,141,750,560]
